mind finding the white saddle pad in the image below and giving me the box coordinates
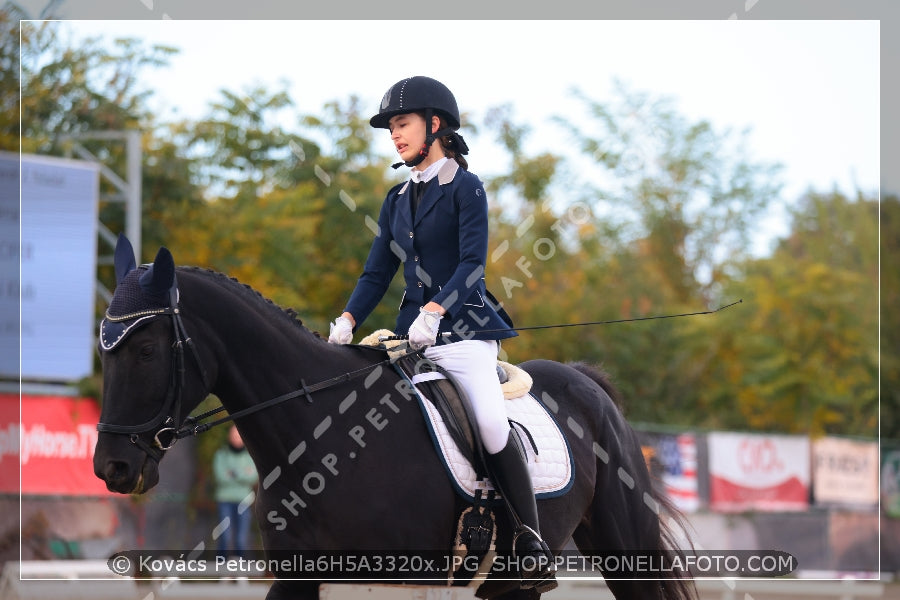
[410,372,574,501]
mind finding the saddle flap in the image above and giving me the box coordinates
[396,354,484,473]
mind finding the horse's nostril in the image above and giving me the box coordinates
[104,460,130,482]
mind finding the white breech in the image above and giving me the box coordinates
[424,339,510,455]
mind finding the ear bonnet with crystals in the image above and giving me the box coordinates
[99,234,177,351]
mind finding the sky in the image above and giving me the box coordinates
[56,20,880,252]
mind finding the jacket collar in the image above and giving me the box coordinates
[398,159,459,195]
[398,160,460,226]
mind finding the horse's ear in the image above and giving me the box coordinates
[139,247,176,298]
[113,233,137,285]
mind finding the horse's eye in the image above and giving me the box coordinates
[139,344,156,360]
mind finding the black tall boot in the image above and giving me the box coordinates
[484,431,558,592]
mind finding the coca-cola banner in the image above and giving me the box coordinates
[0,393,113,495]
[708,432,809,512]
[812,436,878,508]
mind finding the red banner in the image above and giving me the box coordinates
[708,432,809,512]
[1,393,113,495]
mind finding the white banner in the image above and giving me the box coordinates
[708,432,809,512]
[812,437,878,507]
[16,153,99,381]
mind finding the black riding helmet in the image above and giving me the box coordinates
[370,76,469,168]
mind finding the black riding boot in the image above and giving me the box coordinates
[485,431,558,592]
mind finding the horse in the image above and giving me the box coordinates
[93,235,697,600]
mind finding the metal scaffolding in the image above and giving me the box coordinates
[62,130,142,304]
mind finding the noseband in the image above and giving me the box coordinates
[96,285,210,463]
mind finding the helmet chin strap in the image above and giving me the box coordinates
[392,108,457,170]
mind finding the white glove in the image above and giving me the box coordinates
[328,316,353,344]
[408,307,442,350]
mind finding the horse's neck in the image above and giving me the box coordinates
[180,273,391,478]
[181,270,348,408]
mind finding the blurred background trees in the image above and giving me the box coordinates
[6,15,889,440]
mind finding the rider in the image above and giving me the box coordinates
[328,76,556,590]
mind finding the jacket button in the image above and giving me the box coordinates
[414,256,419,262]
[409,231,414,238]
[417,282,423,288]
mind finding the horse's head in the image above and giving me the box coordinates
[93,234,210,494]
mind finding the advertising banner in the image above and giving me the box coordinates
[12,152,100,381]
[708,432,809,512]
[811,436,878,508]
[883,442,900,519]
[639,431,701,512]
[1,393,113,496]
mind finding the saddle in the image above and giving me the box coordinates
[359,330,535,471]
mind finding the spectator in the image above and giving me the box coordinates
[212,424,257,559]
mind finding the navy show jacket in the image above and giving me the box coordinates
[344,159,516,343]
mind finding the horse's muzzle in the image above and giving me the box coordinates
[94,437,160,494]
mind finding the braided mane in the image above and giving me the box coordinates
[177,266,322,338]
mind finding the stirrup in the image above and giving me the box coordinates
[511,525,557,592]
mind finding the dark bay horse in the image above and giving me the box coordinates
[93,236,697,600]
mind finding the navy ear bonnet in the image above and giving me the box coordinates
[99,234,177,351]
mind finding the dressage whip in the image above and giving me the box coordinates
[178,300,741,437]
[380,298,743,341]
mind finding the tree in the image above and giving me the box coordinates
[880,195,900,439]
[504,82,785,424]
[557,80,783,304]
[692,191,879,436]
[160,94,397,336]
[0,5,25,151]
[15,21,198,279]
[18,24,175,156]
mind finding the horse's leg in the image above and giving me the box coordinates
[265,579,319,600]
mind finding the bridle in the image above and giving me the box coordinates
[96,285,211,463]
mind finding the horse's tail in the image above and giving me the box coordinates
[568,360,698,600]
[653,492,700,600]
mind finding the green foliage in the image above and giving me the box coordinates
[556,80,784,302]
[18,25,175,155]
[0,6,24,151]
[880,196,900,439]
[701,192,879,436]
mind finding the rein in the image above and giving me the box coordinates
[172,350,418,440]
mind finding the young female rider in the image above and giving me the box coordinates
[327,76,555,590]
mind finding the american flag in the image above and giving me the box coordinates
[657,433,700,512]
